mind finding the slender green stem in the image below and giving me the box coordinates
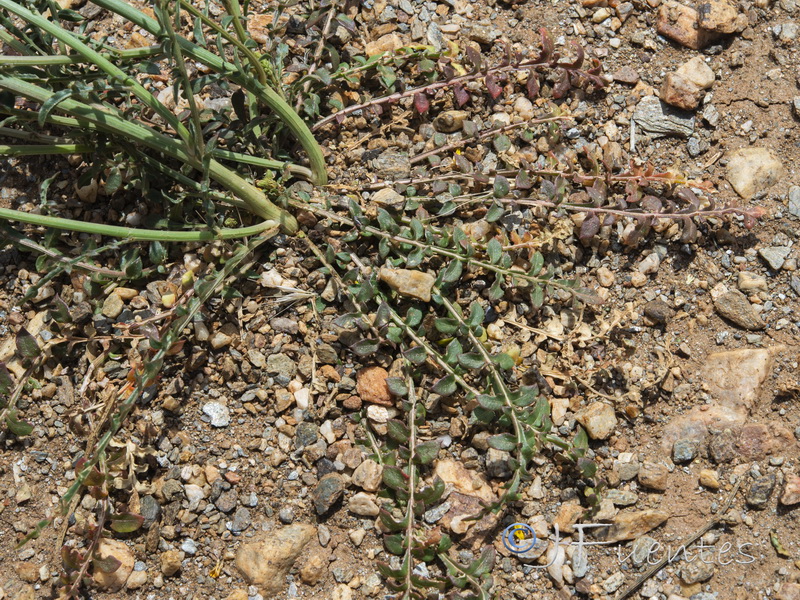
[90,0,327,185]
[0,143,91,155]
[0,206,278,241]
[155,0,205,161]
[0,45,162,66]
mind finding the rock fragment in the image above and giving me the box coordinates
[576,402,617,440]
[713,290,765,331]
[379,267,435,302]
[726,147,785,199]
[235,524,316,595]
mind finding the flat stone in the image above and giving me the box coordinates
[348,492,380,516]
[737,422,794,460]
[235,524,316,595]
[746,473,776,509]
[202,402,230,427]
[699,469,721,489]
[209,331,232,350]
[676,56,716,89]
[313,473,346,515]
[713,290,765,331]
[709,429,738,464]
[433,110,469,133]
[372,149,411,179]
[725,147,785,199]
[576,402,617,440]
[788,186,800,218]
[379,267,435,302]
[372,187,405,210]
[230,506,252,532]
[352,459,383,492]
[644,299,673,324]
[613,66,640,84]
[266,353,297,380]
[738,271,768,292]
[605,489,638,506]
[159,549,184,577]
[704,348,775,411]
[631,536,659,566]
[634,95,695,138]
[597,509,670,542]
[780,474,800,506]
[365,33,403,56]
[759,246,792,271]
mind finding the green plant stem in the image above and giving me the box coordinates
[0,75,298,231]
[401,371,419,600]
[0,45,162,66]
[90,0,327,185]
[0,143,91,155]
[0,0,193,146]
[155,0,205,161]
[177,0,267,86]
[0,206,277,241]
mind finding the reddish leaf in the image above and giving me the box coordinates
[465,46,481,71]
[562,42,584,69]
[413,92,430,114]
[526,71,540,99]
[453,83,470,107]
[680,217,699,243]
[579,212,600,241]
[552,70,571,99]
[538,28,554,63]
[485,73,503,99]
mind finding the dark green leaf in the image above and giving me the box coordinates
[467,302,485,328]
[377,208,399,233]
[386,377,408,397]
[493,175,509,199]
[415,441,439,465]
[434,318,459,335]
[486,238,503,264]
[105,167,122,195]
[0,363,13,395]
[387,419,410,444]
[384,534,405,555]
[149,240,167,266]
[405,306,423,327]
[15,328,40,360]
[470,546,496,577]
[418,477,445,504]
[488,278,504,301]
[441,259,463,283]
[383,466,408,490]
[49,295,72,324]
[530,283,544,309]
[492,352,515,370]
[472,406,496,423]
[573,426,589,452]
[578,457,597,478]
[6,409,33,436]
[488,433,517,451]
[477,394,504,411]
[410,218,424,240]
[431,374,457,397]
[351,338,379,356]
[530,251,544,275]
[458,353,485,370]
[404,346,428,365]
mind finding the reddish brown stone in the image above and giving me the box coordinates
[356,366,393,406]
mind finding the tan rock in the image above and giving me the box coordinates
[434,459,496,503]
[597,509,670,542]
[92,539,134,592]
[699,469,721,490]
[704,349,776,412]
[125,570,148,589]
[348,492,380,517]
[575,402,617,440]
[235,524,316,595]
[697,0,747,33]
[356,366,393,406]
[159,549,184,577]
[433,110,469,133]
[638,461,669,491]
[675,56,716,89]
[780,474,800,506]
[352,459,383,492]
[365,33,404,56]
[726,147,785,199]
[298,544,330,586]
[379,267,435,302]
[224,591,249,600]
[657,1,714,50]
[776,582,800,600]
[660,73,704,111]
[553,501,583,534]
